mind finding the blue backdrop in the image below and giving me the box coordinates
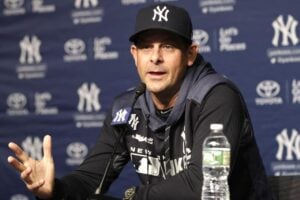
[1,0,300,199]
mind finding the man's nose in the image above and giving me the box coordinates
[150,47,163,64]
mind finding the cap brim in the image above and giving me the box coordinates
[129,27,192,44]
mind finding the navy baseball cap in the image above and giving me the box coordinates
[129,4,193,44]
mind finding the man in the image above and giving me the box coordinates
[7,3,273,200]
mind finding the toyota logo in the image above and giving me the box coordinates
[10,194,28,200]
[7,93,27,109]
[4,0,24,9]
[64,39,85,55]
[193,29,209,46]
[256,80,280,98]
[66,142,88,159]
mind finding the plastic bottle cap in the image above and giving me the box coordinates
[210,123,223,131]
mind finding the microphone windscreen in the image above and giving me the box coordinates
[135,82,146,96]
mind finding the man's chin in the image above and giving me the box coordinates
[146,86,165,94]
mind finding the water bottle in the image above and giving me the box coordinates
[201,123,230,200]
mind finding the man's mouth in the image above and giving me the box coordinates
[149,71,165,75]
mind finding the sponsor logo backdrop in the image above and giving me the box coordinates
[0,0,300,199]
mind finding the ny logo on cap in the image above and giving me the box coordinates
[152,5,169,22]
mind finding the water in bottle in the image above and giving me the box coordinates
[201,123,230,200]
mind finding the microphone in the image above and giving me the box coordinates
[134,82,146,98]
[87,83,146,200]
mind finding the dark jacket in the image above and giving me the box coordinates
[53,55,273,200]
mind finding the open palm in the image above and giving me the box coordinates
[8,135,55,199]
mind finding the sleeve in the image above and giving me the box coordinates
[134,84,246,200]
[51,110,130,200]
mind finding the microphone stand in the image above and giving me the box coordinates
[87,83,146,200]
[86,129,123,200]
[96,128,125,195]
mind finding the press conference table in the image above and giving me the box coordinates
[268,175,300,200]
[87,176,300,200]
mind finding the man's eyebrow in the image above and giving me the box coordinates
[143,38,179,44]
[135,35,184,47]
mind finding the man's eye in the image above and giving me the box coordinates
[162,44,175,50]
[139,44,152,49]
[162,44,176,52]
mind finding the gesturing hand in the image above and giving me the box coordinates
[7,135,55,199]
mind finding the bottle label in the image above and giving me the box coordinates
[202,148,230,166]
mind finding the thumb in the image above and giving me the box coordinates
[43,135,53,160]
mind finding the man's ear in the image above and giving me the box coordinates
[187,44,199,66]
[130,44,138,66]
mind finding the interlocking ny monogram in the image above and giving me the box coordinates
[276,129,300,160]
[19,35,42,64]
[272,15,299,47]
[77,83,101,112]
[113,109,128,123]
[152,5,169,22]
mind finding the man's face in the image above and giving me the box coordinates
[131,30,193,96]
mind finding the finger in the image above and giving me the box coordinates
[20,167,33,184]
[7,156,26,172]
[27,179,45,191]
[8,142,29,162]
[43,135,53,160]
